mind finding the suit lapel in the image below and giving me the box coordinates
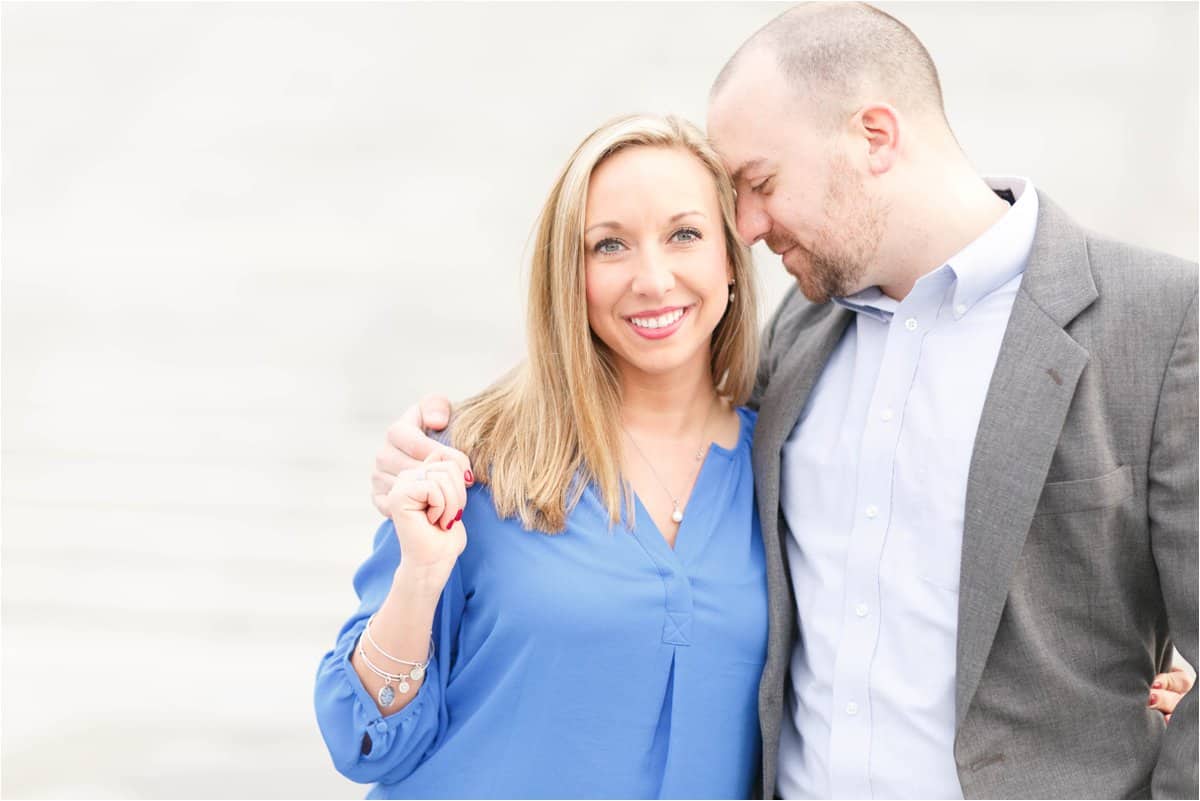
[955,192,1098,726]
[754,305,855,506]
[752,302,854,701]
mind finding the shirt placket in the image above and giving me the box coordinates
[828,282,945,799]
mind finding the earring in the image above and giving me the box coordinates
[728,279,736,304]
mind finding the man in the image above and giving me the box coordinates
[369,3,1197,797]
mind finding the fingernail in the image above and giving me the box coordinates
[445,520,454,531]
[1153,682,1163,689]
[1149,693,1158,705]
[465,470,474,484]
[454,510,462,522]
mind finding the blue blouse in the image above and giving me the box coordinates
[314,407,767,799]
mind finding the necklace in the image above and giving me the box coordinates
[622,398,720,525]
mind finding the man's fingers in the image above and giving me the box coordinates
[1153,667,1195,695]
[382,399,473,485]
[1149,689,1183,714]
[385,413,442,464]
[418,394,453,431]
[372,469,399,499]
[375,443,417,477]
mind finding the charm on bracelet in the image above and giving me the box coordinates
[359,616,436,708]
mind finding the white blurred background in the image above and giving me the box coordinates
[2,2,1196,798]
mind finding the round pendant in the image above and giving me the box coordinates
[398,680,411,694]
[671,509,684,523]
[378,684,396,707]
[409,665,425,682]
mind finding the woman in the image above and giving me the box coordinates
[316,114,767,798]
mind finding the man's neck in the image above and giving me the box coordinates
[873,170,1014,302]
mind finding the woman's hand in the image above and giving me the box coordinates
[1149,665,1195,723]
[372,395,473,516]
[387,452,469,590]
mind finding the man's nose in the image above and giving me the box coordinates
[735,197,771,247]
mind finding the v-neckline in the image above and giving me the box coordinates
[628,411,745,559]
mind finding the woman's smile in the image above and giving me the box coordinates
[624,303,695,339]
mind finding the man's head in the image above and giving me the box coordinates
[707,2,956,302]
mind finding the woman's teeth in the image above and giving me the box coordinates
[629,308,685,329]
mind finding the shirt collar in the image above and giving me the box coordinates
[948,176,1038,314]
[833,176,1038,321]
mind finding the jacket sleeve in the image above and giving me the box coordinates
[1149,290,1199,799]
[314,519,466,785]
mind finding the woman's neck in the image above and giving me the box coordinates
[617,360,721,439]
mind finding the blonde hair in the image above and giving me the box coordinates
[450,113,759,533]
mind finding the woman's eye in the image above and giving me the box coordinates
[671,227,702,243]
[593,238,625,255]
[751,178,770,194]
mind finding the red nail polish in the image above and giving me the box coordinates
[445,520,454,531]
[1149,693,1158,705]
[465,470,474,484]
[1153,682,1163,689]
[454,510,462,522]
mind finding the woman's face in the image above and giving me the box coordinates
[583,145,732,384]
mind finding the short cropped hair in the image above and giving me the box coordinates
[712,2,949,130]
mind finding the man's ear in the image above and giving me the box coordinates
[854,103,901,175]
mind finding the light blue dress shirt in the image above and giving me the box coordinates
[315,406,767,799]
[775,179,1039,799]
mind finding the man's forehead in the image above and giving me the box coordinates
[707,100,771,177]
[707,56,783,160]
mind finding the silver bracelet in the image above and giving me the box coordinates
[357,620,434,708]
[365,614,434,667]
[358,645,429,707]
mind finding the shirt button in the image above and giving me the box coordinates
[855,603,869,617]
[881,408,894,422]
[846,702,859,716]
[955,303,967,316]
[904,317,918,331]
[865,505,879,519]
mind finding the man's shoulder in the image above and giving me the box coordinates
[1085,232,1197,291]
[1081,232,1198,326]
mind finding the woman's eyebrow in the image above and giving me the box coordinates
[585,220,621,235]
[586,211,706,235]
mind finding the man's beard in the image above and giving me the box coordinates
[789,155,887,304]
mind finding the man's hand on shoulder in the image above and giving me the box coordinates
[372,394,474,517]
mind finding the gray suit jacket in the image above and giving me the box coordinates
[750,192,1198,799]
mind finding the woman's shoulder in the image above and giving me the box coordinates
[733,405,757,447]
[709,404,756,461]
[734,405,758,430]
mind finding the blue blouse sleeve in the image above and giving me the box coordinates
[313,519,465,785]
